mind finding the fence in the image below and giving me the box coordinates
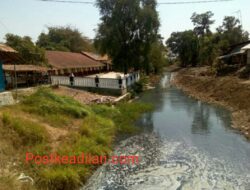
[51,72,140,90]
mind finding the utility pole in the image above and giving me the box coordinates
[232,10,243,27]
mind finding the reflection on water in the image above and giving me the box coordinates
[136,73,250,186]
[84,73,250,190]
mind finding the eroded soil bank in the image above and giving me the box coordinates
[173,67,250,139]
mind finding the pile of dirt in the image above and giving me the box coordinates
[173,67,250,139]
[53,86,116,104]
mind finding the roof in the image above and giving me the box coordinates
[229,40,250,50]
[0,44,25,64]
[219,41,250,59]
[45,51,105,69]
[82,51,112,64]
[3,65,48,72]
[0,44,17,53]
[242,44,250,50]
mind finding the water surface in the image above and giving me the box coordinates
[84,73,250,190]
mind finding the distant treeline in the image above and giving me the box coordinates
[166,11,249,68]
[4,26,95,65]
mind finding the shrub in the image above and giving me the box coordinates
[238,65,250,79]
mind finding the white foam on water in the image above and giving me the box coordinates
[127,139,249,190]
[82,136,250,190]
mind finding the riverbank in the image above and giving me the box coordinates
[173,67,250,139]
[0,87,153,190]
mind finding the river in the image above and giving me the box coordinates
[83,73,250,190]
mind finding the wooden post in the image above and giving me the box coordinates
[14,63,17,98]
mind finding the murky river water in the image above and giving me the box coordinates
[83,73,250,190]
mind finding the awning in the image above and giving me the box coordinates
[3,65,48,72]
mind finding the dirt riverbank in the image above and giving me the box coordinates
[173,67,250,139]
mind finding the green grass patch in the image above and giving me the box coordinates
[20,87,91,127]
[0,87,153,190]
[2,113,49,146]
[38,167,81,190]
[92,102,153,134]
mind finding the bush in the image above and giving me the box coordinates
[131,81,144,94]
[238,65,250,79]
[213,61,239,76]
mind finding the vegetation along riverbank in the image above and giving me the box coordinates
[0,87,153,190]
[173,67,250,139]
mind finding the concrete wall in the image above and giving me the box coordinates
[0,92,14,106]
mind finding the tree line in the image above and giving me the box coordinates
[3,0,167,75]
[4,26,95,65]
[166,11,249,68]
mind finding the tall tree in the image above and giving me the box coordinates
[5,34,46,65]
[37,26,95,52]
[166,30,199,67]
[216,16,249,53]
[149,40,167,74]
[95,0,160,74]
[191,11,215,37]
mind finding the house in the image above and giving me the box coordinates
[81,51,112,71]
[45,51,106,76]
[0,43,48,90]
[219,41,250,66]
[3,64,48,89]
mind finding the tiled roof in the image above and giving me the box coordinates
[81,51,112,64]
[45,51,105,69]
[82,51,109,61]
[0,44,17,53]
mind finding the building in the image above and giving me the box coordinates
[45,51,107,76]
[3,64,48,89]
[0,43,48,90]
[81,51,112,71]
[219,41,250,66]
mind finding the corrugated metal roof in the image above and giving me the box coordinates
[46,51,105,69]
[242,44,250,50]
[0,44,17,53]
[3,65,48,72]
[219,50,246,59]
[219,41,250,59]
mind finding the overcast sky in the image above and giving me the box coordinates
[0,0,249,43]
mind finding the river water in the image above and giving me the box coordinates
[83,73,250,190]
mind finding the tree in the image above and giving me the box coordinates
[149,40,167,74]
[166,30,199,67]
[216,16,249,54]
[191,11,215,37]
[5,34,46,65]
[37,26,95,52]
[95,0,160,74]
[198,35,218,66]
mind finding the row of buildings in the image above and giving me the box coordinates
[1,40,250,91]
[0,44,112,91]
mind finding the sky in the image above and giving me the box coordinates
[0,0,249,43]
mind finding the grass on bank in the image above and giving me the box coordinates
[0,87,153,190]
